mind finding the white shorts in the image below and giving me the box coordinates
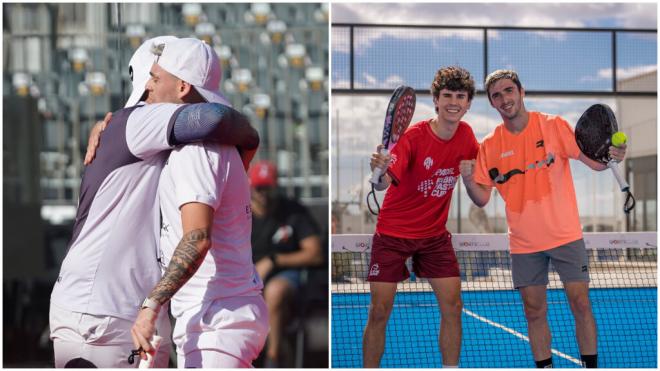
[49,303,173,368]
[172,295,269,368]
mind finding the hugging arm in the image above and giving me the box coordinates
[170,103,259,169]
[170,103,259,150]
[85,104,259,168]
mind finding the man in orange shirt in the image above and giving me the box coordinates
[460,69,626,368]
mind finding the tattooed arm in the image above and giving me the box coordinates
[130,202,213,357]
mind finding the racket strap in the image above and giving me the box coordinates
[366,184,381,215]
[624,190,635,214]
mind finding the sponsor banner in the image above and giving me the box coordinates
[332,232,657,253]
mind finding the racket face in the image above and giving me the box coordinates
[575,103,619,164]
[382,86,416,149]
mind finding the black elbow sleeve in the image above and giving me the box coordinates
[170,103,239,145]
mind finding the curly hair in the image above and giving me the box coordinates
[484,69,523,102]
[430,66,476,101]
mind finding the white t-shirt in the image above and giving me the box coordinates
[158,142,263,317]
[50,103,186,321]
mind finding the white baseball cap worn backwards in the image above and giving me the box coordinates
[125,36,178,108]
[155,37,231,106]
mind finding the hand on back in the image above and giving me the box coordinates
[84,112,112,165]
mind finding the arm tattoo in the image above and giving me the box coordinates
[149,228,210,305]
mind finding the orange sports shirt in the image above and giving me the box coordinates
[473,112,583,254]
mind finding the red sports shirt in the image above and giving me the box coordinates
[376,120,479,238]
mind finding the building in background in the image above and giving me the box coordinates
[617,71,657,232]
[3,3,328,367]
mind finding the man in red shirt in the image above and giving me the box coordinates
[364,66,480,368]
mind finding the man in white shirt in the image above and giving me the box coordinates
[129,38,268,368]
[49,36,259,368]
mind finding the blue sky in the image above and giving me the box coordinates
[332,3,657,92]
[333,12,657,92]
[331,3,657,221]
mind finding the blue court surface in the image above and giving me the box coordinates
[331,288,657,368]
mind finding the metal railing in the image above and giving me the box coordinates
[332,23,657,97]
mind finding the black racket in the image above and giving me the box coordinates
[369,85,416,184]
[575,103,635,214]
[367,86,416,215]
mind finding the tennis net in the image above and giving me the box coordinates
[331,232,657,368]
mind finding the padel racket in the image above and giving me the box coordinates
[369,85,416,184]
[575,103,635,213]
[367,86,416,215]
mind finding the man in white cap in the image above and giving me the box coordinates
[49,36,259,368]
[130,37,268,368]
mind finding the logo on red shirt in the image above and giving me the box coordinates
[417,167,458,198]
[423,156,433,170]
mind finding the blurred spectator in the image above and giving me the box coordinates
[249,160,323,368]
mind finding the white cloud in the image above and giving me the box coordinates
[355,73,406,89]
[333,95,405,157]
[611,3,658,29]
[332,78,350,88]
[332,3,656,29]
[363,73,377,86]
[526,31,569,41]
[333,94,507,156]
[579,65,658,83]
[330,3,647,65]
[384,74,406,86]
[332,22,483,56]
[331,27,351,54]
[524,97,617,126]
[464,111,502,139]
[616,65,658,80]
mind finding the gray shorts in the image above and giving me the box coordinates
[511,239,590,289]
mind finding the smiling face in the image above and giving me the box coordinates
[433,88,472,126]
[487,78,526,121]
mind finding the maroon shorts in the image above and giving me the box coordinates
[367,231,459,282]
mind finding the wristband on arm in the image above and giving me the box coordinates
[374,174,389,191]
[141,297,161,314]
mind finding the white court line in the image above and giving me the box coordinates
[462,308,582,366]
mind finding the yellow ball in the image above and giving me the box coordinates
[611,131,627,147]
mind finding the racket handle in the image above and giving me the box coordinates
[138,335,162,369]
[607,160,629,192]
[369,148,389,184]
